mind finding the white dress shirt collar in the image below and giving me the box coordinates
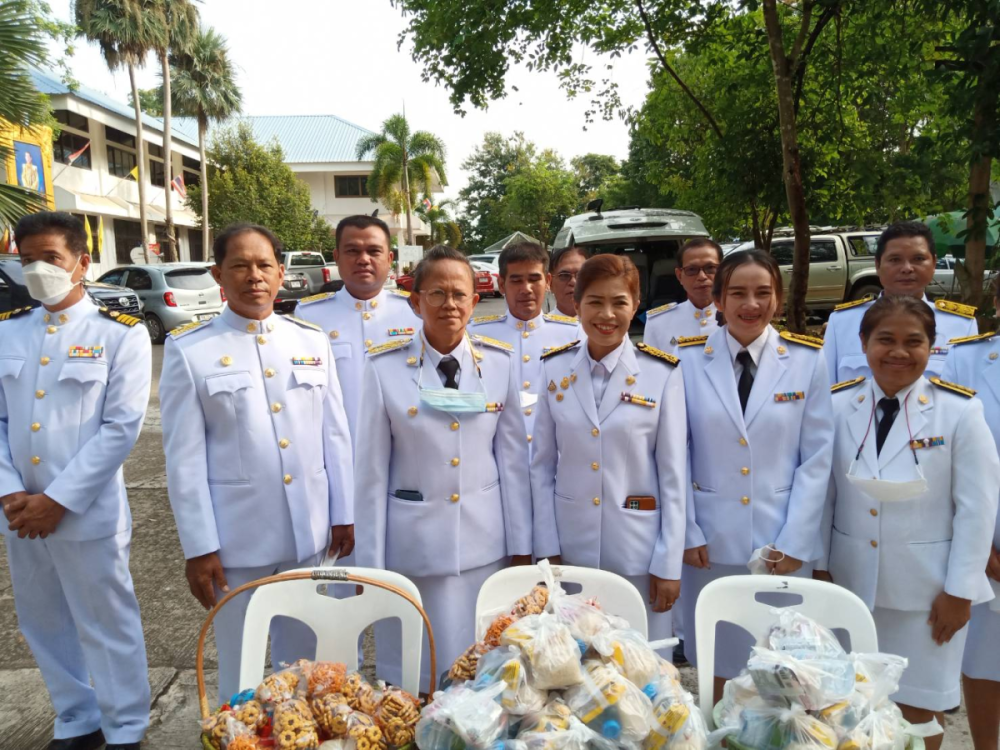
[342,287,385,312]
[421,330,470,387]
[504,308,544,333]
[725,326,771,366]
[220,305,279,334]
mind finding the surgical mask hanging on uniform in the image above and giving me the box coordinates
[845,461,928,503]
[417,341,488,413]
[22,257,81,305]
[748,544,784,575]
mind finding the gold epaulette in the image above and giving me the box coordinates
[780,330,824,349]
[676,335,708,348]
[831,376,866,393]
[471,313,506,325]
[541,340,580,359]
[297,292,335,305]
[645,302,677,318]
[543,312,578,325]
[936,299,977,319]
[367,338,411,357]
[389,288,411,298]
[100,308,143,327]
[636,341,679,366]
[949,330,997,346]
[833,295,874,312]
[168,320,209,339]
[286,315,321,332]
[0,306,32,322]
[470,334,513,352]
[929,376,976,398]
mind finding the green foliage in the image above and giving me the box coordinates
[73,0,167,71]
[170,26,241,125]
[571,153,620,209]
[503,150,579,247]
[187,122,334,251]
[127,86,162,116]
[415,198,462,247]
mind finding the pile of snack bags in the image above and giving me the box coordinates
[200,660,423,750]
[714,609,942,750]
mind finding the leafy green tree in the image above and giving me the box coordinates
[415,197,462,247]
[355,113,447,246]
[171,26,241,253]
[74,0,167,262]
[127,86,162,116]
[571,153,620,209]
[503,150,579,247]
[187,122,334,252]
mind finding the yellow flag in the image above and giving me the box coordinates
[129,165,139,180]
[97,216,104,256]
[84,215,93,254]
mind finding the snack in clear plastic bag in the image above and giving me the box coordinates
[274,698,321,750]
[644,678,708,750]
[374,686,421,746]
[516,700,601,750]
[563,659,653,742]
[592,628,665,689]
[201,708,239,750]
[449,641,489,682]
[511,585,549,618]
[518,698,577,734]
[234,699,266,731]
[257,668,303,708]
[318,741,358,750]
[416,682,507,750]
[851,653,908,709]
[311,695,353,738]
[485,614,516,647]
[347,711,388,750]
[303,661,348,699]
[816,693,869,740]
[340,672,383,714]
[475,645,547,715]
[735,704,838,750]
[501,613,585,690]
[766,610,847,660]
[837,704,906,750]
[227,736,261,750]
[748,647,855,710]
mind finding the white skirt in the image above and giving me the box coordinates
[961,603,1000,682]
[873,606,969,712]
[374,558,506,692]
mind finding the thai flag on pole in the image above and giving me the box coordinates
[422,197,432,209]
[170,173,187,200]
[66,141,90,165]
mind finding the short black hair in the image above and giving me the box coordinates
[498,241,549,279]
[413,245,475,292]
[875,221,935,262]
[860,294,936,343]
[14,211,88,255]
[551,245,589,273]
[213,223,283,265]
[677,237,723,267]
[336,215,391,247]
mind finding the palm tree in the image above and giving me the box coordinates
[355,113,447,246]
[154,0,198,262]
[170,27,241,253]
[0,1,51,230]
[414,198,462,247]
[74,0,167,263]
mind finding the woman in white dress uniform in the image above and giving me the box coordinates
[354,246,533,691]
[943,283,1000,750]
[818,296,999,750]
[531,254,687,646]
[681,250,834,702]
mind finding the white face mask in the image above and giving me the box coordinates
[748,544,784,575]
[22,257,81,305]
[845,460,928,503]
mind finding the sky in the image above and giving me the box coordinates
[48,0,654,204]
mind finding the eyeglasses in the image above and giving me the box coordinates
[680,264,719,278]
[422,289,472,307]
[555,271,579,283]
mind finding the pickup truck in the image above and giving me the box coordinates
[733,228,882,313]
[277,251,342,313]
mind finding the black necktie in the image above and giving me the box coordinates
[876,397,900,455]
[737,351,754,413]
[438,355,460,389]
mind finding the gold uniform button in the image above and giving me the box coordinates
[522,332,529,339]
[526,435,533,443]
[918,395,929,405]
[408,406,418,417]
[858,395,866,403]
[364,339,373,348]
[556,393,564,402]
[523,381,530,389]
[246,323,257,333]
[407,357,417,365]
[741,467,750,475]
[870,509,878,517]
[739,437,748,446]
[35,390,45,399]
[59,314,69,324]
[363,312,372,321]
[523,355,530,362]
[451,458,460,467]
[40,356,50,366]
[355,302,363,310]
[626,375,636,385]
[271,402,283,413]
[47,326,57,334]
[257,335,267,344]
[991,352,999,361]
[31,423,41,432]
[221,356,233,367]
[43,313,51,323]
[871,540,878,548]
[593,497,601,506]
[371,300,378,308]
[283,474,293,485]
[701,320,708,326]
[279,438,290,449]
[592,428,600,437]
[330,330,339,339]
[267,323,275,332]
[450,422,459,431]
[591,462,599,471]
[265,368,276,378]
[524,408,533,416]
[516,321,524,330]
[450,493,460,503]
[31,456,41,465]
[741,496,750,505]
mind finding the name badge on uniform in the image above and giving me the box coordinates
[774,391,805,402]
[69,345,104,358]
[910,437,945,450]
[486,402,504,413]
[292,356,323,366]
[621,392,656,408]
[388,327,414,336]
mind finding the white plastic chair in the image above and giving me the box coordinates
[474,564,649,639]
[239,567,424,696]
[694,575,878,724]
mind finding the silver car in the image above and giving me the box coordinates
[97,263,225,344]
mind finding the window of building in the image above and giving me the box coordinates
[114,219,144,264]
[54,109,89,132]
[182,155,200,171]
[105,126,136,148]
[334,175,369,197]
[107,145,137,178]
[54,130,92,169]
[189,230,205,262]
[147,142,163,159]
[150,157,166,188]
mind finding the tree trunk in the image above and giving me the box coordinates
[964,80,996,312]
[763,0,811,332]
[401,151,414,245]
[129,64,150,264]
[161,51,177,262]
[199,115,210,258]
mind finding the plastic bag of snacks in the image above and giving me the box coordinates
[416,682,507,750]
[273,698,321,750]
[563,659,653,742]
[766,610,848,660]
[511,584,549,618]
[538,562,622,646]
[311,695,353,739]
[592,628,668,689]
[735,704,839,750]
[374,686,422,747]
[346,711,388,750]
[449,641,490,682]
[501,613,585,690]
[475,645,547,716]
[299,660,348,699]
[342,672,384,714]
[256,666,305,709]
[716,671,764,730]
[201,709,246,750]
[748,647,855,710]
[644,677,708,750]
[516,700,599,750]
[850,653,908,709]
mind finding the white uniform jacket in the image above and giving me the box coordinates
[643,300,719,356]
[683,326,834,565]
[822,376,999,611]
[469,311,580,439]
[823,296,977,384]
[353,333,532,578]
[295,287,420,441]
[944,332,1000,609]
[160,306,353,569]
[0,300,150,539]
[530,339,688,580]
